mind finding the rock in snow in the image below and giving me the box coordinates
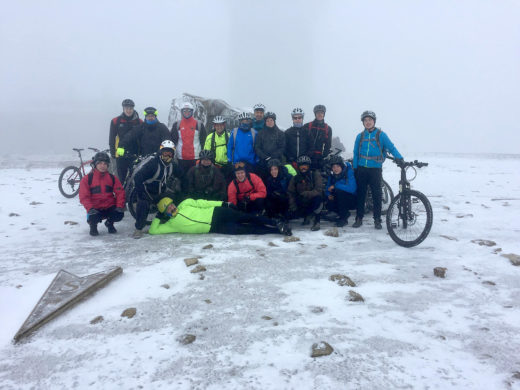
[434,267,447,278]
[329,274,356,287]
[121,308,136,318]
[311,342,334,357]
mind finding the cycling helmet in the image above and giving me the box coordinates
[122,99,135,108]
[361,110,376,122]
[199,149,214,161]
[144,107,158,117]
[264,112,276,121]
[238,112,253,121]
[313,104,326,114]
[181,102,194,111]
[267,158,282,168]
[212,115,226,124]
[253,103,266,112]
[159,140,175,153]
[297,155,312,166]
[93,151,111,166]
[157,197,174,214]
[291,108,304,118]
[328,155,344,166]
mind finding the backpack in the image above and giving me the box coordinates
[358,128,384,163]
[231,128,256,163]
[233,172,255,195]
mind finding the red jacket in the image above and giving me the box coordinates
[79,169,125,211]
[227,172,266,205]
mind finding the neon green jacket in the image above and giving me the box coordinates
[204,131,229,166]
[149,199,223,234]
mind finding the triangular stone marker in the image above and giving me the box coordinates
[13,267,122,343]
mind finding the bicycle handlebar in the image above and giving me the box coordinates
[387,155,428,169]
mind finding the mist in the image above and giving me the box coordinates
[1,0,519,156]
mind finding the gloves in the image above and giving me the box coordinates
[244,195,251,202]
[222,202,237,210]
[116,147,125,157]
[395,158,404,165]
[88,208,100,216]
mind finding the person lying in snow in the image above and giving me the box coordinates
[148,197,292,236]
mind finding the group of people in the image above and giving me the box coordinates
[79,99,403,238]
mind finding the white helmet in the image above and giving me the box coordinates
[181,102,194,111]
[238,112,253,120]
[291,108,304,117]
[253,103,266,112]
[160,140,175,152]
[212,115,226,124]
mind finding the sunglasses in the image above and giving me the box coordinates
[292,116,303,120]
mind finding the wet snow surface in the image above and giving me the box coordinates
[1,153,519,389]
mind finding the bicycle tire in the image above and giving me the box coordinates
[364,179,394,215]
[58,166,82,198]
[127,188,157,225]
[386,189,433,247]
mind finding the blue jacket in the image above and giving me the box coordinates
[325,162,357,196]
[227,128,257,165]
[353,128,403,169]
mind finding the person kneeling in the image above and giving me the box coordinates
[79,152,125,236]
[227,164,266,214]
[325,155,357,227]
[149,197,291,236]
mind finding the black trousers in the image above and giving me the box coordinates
[355,166,382,221]
[135,196,151,230]
[209,207,279,235]
[238,197,265,215]
[326,190,357,220]
[116,157,133,183]
[265,195,289,219]
[289,194,323,219]
[88,206,124,226]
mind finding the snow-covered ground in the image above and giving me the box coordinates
[0,153,519,389]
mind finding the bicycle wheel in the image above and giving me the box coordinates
[386,189,433,247]
[381,179,394,215]
[58,166,82,198]
[127,189,157,225]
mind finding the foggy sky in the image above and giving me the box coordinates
[1,0,519,156]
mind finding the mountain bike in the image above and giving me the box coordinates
[58,147,103,198]
[385,157,433,247]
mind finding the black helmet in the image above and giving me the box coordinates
[144,107,158,116]
[361,110,376,122]
[328,155,344,166]
[313,104,326,114]
[93,151,110,166]
[199,150,214,161]
[264,112,277,121]
[267,158,282,168]
[122,99,135,108]
[297,155,312,166]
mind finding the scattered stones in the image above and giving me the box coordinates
[319,244,327,248]
[512,371,520,380]
[501,253,520,266]
[440,235,458,241]
[184,258,199,267]
[261,315,272,320]
[348,290,364,302]
[9,213,20,217]
[480,327,490,332]
[199,274,205,280]
[268,242,278,247]
[471,239,496,247]
[161,284,170,289]
[493,248,502,254]
[311,342,334,358]
[191,265,206,273]
[178,334,196,345]
[202,244,213,250]
[434,267,447,278]
[456,214,473,218]
[283,236,300,243]
[437,335,446,340]
[481,204,490,209]
[310,306,325,314]
[90,315,104,324]
[329,274,356,287]
[29,201,43,205]
[502,202,510,207]
[482,281,496,286]
[324,228,339,237]
[442,205,450,210]
[16,285,22,289]
[273,322,279,326]
[121,308,136,318]
[204,299,212,304]
[64,221,78,225]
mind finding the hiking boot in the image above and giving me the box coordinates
[335,218,348,227]
[374,220,383,230]
[302,215,311,225]
[89,224,99,237]
[311,214,321,231]
[277,221,292,236]
[132,229,144,239]
[105,220,117,234]
[352,218,363,228]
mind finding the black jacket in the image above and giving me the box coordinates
[304,120,332,158]
[285,126,310,162]
[133,155,182,200]
[186,164,227,201]
[109,112,142,157]
[254,125,286,162]
[120,121,171,157]
[266,166,291,199]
